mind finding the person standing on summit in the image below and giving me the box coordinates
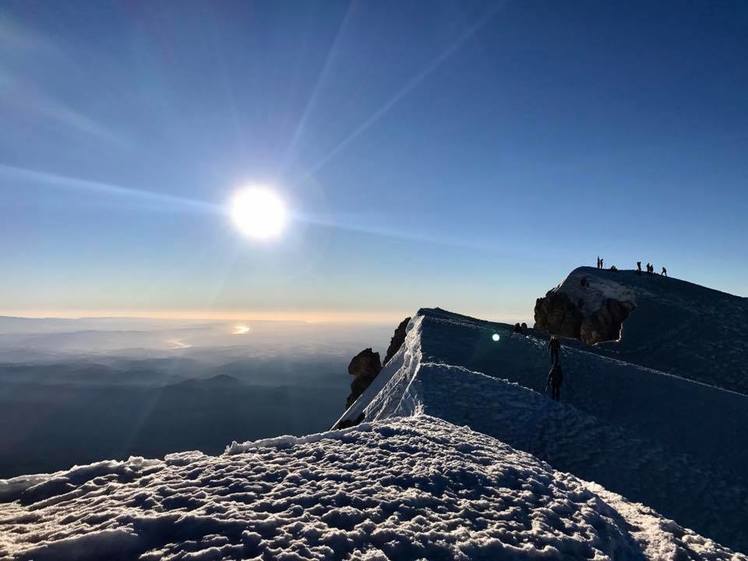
[547,363,563,401]
[548,336,561,365]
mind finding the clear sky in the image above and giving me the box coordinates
[1,1,747,323]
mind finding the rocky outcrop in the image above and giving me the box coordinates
[383,317,410,365]
[344,316,411,411]
[579,298,634,344]
[534,292,583,339]
[535,289,634,345]
[345,348,382,408]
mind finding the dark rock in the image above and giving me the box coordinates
[337,413,365,429]
[534,291,584,339]
[383,317,410,365]
[535,291,634,345]
[348,348,382,378]
[345,348,382,408]
[579,298,634,344]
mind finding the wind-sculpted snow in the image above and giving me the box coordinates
[337,308,748,551]
[0,416,742,561]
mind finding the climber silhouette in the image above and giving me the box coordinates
[637,261,642,274]
[547,363,563,401]
[548,336,561,365]
[661,266,667,277]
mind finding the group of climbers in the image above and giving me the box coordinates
[636,261,667,276]
[598,256,668,277]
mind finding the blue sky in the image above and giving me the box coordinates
[1,1,747,322]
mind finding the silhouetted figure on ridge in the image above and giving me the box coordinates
[513,323,522,334]
[596,256,602,269]
[600,258,604,269]
[661,266,667,277]
[520,322,528,333]
[637,261,642,274]
[547,363,563,401]
[548,336,561,365]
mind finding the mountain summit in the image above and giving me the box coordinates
[535,266,748,393]
[2,271,747,559]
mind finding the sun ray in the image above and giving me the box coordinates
[0,163,221,214]
[281,2,355,172]
[298,3,506,181]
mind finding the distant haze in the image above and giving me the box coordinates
[0,316,393,477]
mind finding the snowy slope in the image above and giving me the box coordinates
[0,415,742,561]
[336,309,748,552]
[3,289,748,559]
[541,267,748,394]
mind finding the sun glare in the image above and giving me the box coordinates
[230,186,287,240]
[233,324,251,335]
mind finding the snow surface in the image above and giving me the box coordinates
[3,281,748,559]
[1,415,742,561]
[337,309,748,551]
[550,267,748,394]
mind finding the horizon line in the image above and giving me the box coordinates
[0,308,410,324]
[0,308,533,325]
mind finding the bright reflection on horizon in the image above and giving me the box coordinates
[230,186,287,240]
[233,324,251,335]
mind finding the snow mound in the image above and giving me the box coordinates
[336,308,748,552]
[0,415,741,561]
[542,267,748,394]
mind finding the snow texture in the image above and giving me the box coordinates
[551,267,748,394]
[1,415,742,561]
[3,276,748,560]
[337,309,748,552]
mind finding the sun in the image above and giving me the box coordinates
[230,186,287,240]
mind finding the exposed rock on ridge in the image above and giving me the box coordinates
[345,348,381,408]
[384,317,410,365]
[344,317,411,410]
[535,270,635,345]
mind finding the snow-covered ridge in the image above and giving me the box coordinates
[537,267,748,394]
[1,416,741,561]
[336,307,748,552]
[2,282,748,558]
[551,267,638,314]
